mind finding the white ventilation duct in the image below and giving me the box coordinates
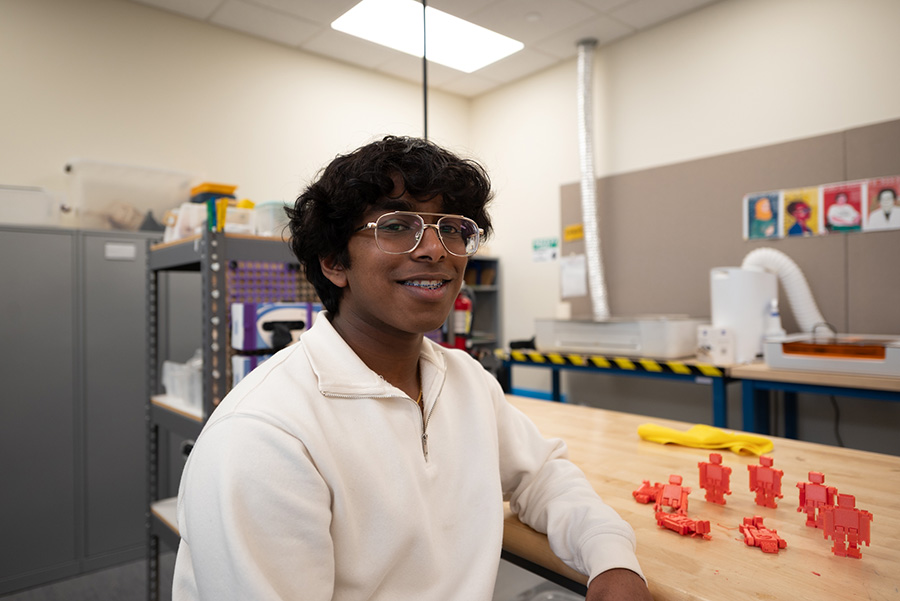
[576,38,610,320]
[741,247,828,333]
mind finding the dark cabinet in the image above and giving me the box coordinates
[0,227,156,595]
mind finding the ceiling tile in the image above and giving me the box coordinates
[534,14,635,59]
[609,0,717,30]
[428,0,504,20]
[576,0,633,12]
[435,73,504,98]
[301,28,404,69]
[468,0,598,45]
[124,0,725,98]
[211,0,321,47]
[375,54,462,88]
[474,47,558,84]
[132,0,225,20]
[245,0,358,25]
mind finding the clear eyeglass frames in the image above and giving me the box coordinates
[355,211,483,257]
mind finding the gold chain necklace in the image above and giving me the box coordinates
[414,366,423,407]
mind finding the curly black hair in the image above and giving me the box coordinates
[287,136,494,314]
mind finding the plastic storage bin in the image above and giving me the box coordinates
[161,350,202,411]
[255,200,291,237]
[535,316,705,359]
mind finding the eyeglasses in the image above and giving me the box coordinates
[355,211,484,257]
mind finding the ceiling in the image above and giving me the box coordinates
[129,0,721,98]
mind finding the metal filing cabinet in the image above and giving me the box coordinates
[0,226,160,594]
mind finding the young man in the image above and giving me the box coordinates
[172,136,649,601]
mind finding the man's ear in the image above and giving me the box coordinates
[320,255,348,288]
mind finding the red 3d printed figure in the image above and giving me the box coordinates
[653,475,711,539]
[822,494,873,558]
[797,471,837,528]
[655,474,690,515]
[739,516,787,554]
[632,480,663,505]
[698,452,732,505]
[748,455,784,508]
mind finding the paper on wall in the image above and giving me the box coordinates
[561,254,587,298]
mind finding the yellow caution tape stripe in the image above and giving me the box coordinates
[504,351,723,377]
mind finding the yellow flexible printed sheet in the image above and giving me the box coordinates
[637,423,774,456]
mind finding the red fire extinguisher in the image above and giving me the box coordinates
[451,290,473,350]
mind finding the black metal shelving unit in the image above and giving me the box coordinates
[465,256,501,353]
[145,230,315,600]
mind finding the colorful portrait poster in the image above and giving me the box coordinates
[822,181,863,233]
[864,176,900,231]
[782,187,819,237]
[744,191,780,240]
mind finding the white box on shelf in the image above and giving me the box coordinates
[535,316,705,359]
[231,302,311,351]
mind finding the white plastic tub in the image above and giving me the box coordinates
[535,316,704,359]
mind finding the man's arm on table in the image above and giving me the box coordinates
[587,568,652,601]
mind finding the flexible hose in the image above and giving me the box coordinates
[741,248,826,332]
[577,38,609,320]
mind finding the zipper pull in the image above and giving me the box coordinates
[421,432,429,461]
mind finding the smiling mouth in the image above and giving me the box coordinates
[402,279,448,290]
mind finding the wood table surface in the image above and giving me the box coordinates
[503,395,900,601]
[728,362,900,392]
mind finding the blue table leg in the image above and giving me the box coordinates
[742,379,771,434]
[712,377,727,428]
[552,368,562,402]
[784,391,798,439]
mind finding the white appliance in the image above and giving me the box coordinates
[764,334,900,377]
[534,316,704,359]
[710,267,779,364]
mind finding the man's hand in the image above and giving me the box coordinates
[585,568,652,601]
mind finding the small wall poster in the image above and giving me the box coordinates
[822,181,863,232]
[782,187,819,237]
[744,192,780,240]
[532,237,559,262]
[864,176,900,231]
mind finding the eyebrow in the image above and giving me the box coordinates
[371,198,416,213]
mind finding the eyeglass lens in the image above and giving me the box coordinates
[375,213,479,256]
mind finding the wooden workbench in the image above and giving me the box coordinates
[503,395,899,601]
[729,362,900,438]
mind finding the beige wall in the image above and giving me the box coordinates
[0,0,470,207]
[4,0,899,341]
[471,0,900,345]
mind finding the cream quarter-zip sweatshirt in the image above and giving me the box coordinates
[173,313,644,600]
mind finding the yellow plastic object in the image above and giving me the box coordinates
[638,423,774,456]
[215,198,229,232]
[190,182,237,197]
[236,199,255,209]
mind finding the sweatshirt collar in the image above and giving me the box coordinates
[302,311,447,399]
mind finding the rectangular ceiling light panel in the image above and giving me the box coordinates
[332,0,524,73]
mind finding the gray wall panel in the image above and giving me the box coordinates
[558,118,900,456]
[562,120,898,335]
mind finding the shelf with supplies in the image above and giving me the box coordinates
[464,255,501,353]
[145,229,317,601]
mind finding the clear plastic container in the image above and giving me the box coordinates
[255,201,291,238]
[161,350,202,410]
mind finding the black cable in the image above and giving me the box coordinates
[830,395,845,447]
[422,0,428,139]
